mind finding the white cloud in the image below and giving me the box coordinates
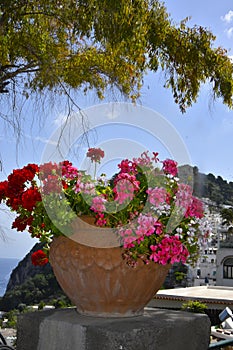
[34,136,58,145]
[225,27,233,38]
[221,10,233,23]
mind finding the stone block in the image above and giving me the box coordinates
[17,307,211,350]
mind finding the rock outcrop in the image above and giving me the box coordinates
[6,243,52,293]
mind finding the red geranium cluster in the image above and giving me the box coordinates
[31,250,49,266]
[86,148,105,163]
[0,161,74,266]
[0,164,39,211]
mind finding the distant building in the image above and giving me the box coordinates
[149,285,233,325]
[216,231,233,287]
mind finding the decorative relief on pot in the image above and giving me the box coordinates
[50,235,170,318]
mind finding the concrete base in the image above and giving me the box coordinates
[17,307,211,350]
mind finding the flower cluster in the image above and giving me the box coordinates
[86,148,105,163]
[31,250,49,266]
[0,149,211,266]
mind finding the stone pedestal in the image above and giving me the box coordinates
[17,307,211,350]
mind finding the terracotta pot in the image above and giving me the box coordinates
[50,221,170,317]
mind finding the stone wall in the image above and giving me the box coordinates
[17,307,211,350]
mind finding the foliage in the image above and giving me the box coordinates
[1,309,18,329]
[0,1,233,112]
[163,262,189,288]
[37,301,46,310]
[181,300,207,314]
[0,148,211,267]
[220,207,233,227]
[0,273,71,312]
[174,271,186,282]
[52,297,72,309]
[179,165,233,207]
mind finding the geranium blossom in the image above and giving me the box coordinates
[12,215,33,232]
[136,214,157,237]
[95,212,107,227]
[147,187,167,207]
[118,159,137,174]
[149,236,189,265]
[62,163,79,179]
[162,159,178,176]
[133,151,152,168]
[0,149,211,267]
[39,162,59,180]
[21,188,42,211]
[113,173,140,204]
[31,250,49,266]
[42,175,62,194]
[175,183,193,213]
[79,182,96,195]
[86,148,105,163]
[91,196,107,213]
[186,197,204,219]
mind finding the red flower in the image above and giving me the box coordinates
[39,162,60,180]
[0,181,8,201]
[86,148,104,163]
[31,250,49,266]
[12,215,33,231]
[118,159,137,174]
[7,197,22,211]
[21,188,42,211]
[42,174,61,194]
[60,160,73,175]
[22,164,39,181]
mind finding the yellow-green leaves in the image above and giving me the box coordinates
[0,0,233,112]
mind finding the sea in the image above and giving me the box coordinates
[0,258,20,297]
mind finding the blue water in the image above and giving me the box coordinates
[0,258,19,296]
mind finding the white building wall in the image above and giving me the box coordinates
[216,248,233,287]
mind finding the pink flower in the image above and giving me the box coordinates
[119,228,137,248]
[152,152,159,162]
[162,159,178,176]
[113,173,140,204]
[133,151,152,167]
[95,212,107,227]
[62,164,79,179]
[149,245,157,262]
[147,187,167,207]
[175,183,193,212]
[79,182,96,195]
[136,214,156,237]
[186,197,204,219]
[149,236,189,265]
[90,196,107,213]
[154,221,163,235]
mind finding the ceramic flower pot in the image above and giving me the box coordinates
[49,219,170,317]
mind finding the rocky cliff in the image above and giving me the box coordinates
[6,243,53,292]
[0,243,69,311]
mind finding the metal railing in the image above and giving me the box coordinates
[0,331,15,350]
[209,338,233,349]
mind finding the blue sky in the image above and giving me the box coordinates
[1,0,233,258]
